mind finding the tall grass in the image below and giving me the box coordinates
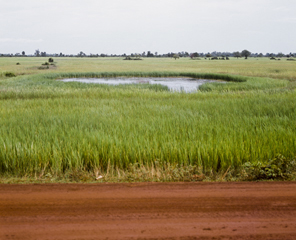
[0,71,286,101]
[0,71,295,179]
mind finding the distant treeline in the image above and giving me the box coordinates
[0,49,295,58]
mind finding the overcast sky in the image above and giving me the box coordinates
[1,0,295,55]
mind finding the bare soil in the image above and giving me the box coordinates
[1,182,296,240]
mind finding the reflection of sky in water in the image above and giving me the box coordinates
[61,78,217,92]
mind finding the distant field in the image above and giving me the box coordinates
[0,57,295,183]
[1,57,296,81]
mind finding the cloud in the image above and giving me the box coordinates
[0,38,43,43]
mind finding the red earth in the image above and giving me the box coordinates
[0,182,296,240]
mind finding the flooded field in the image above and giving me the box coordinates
[61,77,217,92]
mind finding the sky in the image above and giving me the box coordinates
[0,0,295,55]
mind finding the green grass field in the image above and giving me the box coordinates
[0,57,295,183]
[1,57,296,81]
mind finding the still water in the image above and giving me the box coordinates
[61,77,216,92]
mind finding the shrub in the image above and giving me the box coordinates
[242,155,296,180]
[123,56,142,61]
[48,58,54,63]
[16,62,20,65]
[38,65,50,70]
[5,72,16,77]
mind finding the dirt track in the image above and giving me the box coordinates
[0,182,296,240]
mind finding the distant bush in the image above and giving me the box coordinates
[38,65,50,70]
[42,62,49,66]
[48,58,54,63]
[5,72,16,77]
[16,62,20,65]
[270,57,276,60]
[287,58,295,61]
[123,56,142,60]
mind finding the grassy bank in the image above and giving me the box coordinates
[0,58,295,182]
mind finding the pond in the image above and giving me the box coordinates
[61,77,218,93]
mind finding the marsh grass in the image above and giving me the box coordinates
[0,59,295,182]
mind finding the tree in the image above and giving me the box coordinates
[78,51,85,57]
[173,54,179,60]
[205,53,211,58]
[147,51,154,57]
[22,51,25,56]
[35,49,40,57]
[233,51,241,59]
[190,52,199,59]
[241,50,251,59]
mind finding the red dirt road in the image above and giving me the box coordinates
[0,182,296,240]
